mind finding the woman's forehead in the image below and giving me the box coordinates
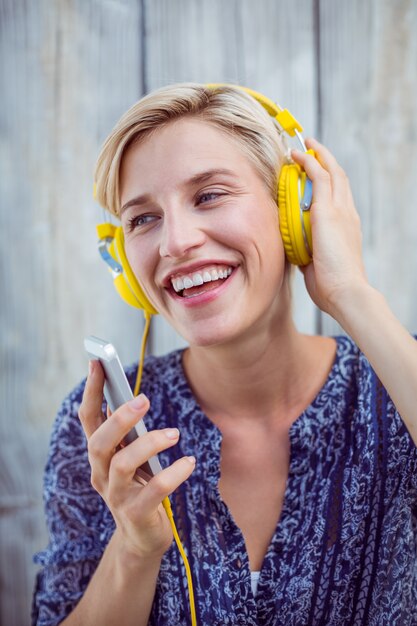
[120,118,257,192]
[127,117,245,161]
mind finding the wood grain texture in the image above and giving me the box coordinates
[318,0,417,336]
[1,1,143,623]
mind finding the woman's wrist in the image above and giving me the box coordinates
[64,526,162,626]
[326,281,384,334]
[111,527,164,574]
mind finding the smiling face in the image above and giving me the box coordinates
[119,117,290,347]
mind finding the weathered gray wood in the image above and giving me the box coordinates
[318,0,417,336]
[1,1,144,624]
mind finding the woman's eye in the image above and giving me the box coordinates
[127,214,157,231]
[197,191,223,205]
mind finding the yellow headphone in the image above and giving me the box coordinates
[96,84,314,317]
[97,222,158,315]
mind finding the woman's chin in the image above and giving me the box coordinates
[182,330,233,349]
[176,317,254,350]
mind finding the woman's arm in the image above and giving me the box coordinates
[60,361,195,626]
[61,529,161,626]
[332,282,417,445]
[292,139,417,446]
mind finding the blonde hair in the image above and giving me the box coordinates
[94,83,288,216]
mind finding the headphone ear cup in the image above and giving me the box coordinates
[278,163,312,266]
[110,227,158,315]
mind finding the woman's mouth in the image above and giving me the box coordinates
[170,265,234,298]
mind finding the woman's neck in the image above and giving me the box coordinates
[182,319,333,426]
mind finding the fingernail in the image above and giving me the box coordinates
[165,428,180,440]
[186,455,196,464]
[129,393,147,410]
[88,360,95,376]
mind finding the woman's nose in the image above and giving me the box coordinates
[159,210,206,258]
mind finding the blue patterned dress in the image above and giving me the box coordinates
[32,336,417,625]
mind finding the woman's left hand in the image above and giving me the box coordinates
[293,142,417,448]
[291,138,369,320]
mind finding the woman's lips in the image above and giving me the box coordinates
[169,268,236,306]
[181,278,224,298]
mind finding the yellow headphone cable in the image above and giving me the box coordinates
[134,311,197,626]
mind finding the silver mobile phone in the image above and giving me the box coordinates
[84,335,162,477]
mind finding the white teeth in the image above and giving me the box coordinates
[192,273,204,286]
[174,277,184,291]
[170,265,234,293]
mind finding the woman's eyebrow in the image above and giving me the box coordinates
[120,193,151,215]
[120,169,239,214]
[185,168,240,187]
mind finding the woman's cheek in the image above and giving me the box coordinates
[126,244,156,297]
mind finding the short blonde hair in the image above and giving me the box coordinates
[94,83,288,216]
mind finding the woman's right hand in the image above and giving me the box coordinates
[78,359,196,561]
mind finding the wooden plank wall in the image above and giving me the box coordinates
[0,1,416,623]
[319,0,417,335]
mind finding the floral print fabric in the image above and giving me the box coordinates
[32,336,417,625]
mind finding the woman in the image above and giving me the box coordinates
[32,84,417,626]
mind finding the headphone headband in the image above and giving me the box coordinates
[206,83,304,139]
